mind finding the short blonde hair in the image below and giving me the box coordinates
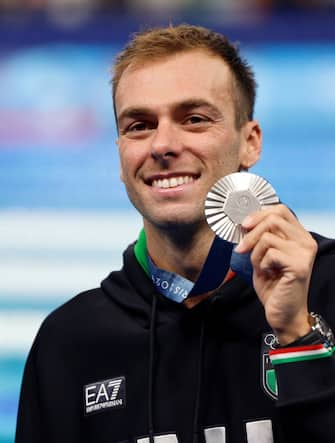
[112,24,257,128]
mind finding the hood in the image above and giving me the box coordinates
[100,239,257,329]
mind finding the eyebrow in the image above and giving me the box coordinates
[117,98,222,125]
[117,107,152,125]
[176,99,221,116]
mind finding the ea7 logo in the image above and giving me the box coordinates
[84,376,126,415]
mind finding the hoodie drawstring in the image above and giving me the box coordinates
[148,293,158,443]
[148,295,207,443]
[192,317,206,443]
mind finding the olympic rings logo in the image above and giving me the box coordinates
[263,333,279,350]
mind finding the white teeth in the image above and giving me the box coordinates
[152,176,195,189]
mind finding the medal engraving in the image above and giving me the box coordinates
[205,172,279,243]
[223,189,261,225]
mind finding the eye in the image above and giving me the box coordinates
[183,114,210,125]
[127,121,151,132]
[120,120,156,138]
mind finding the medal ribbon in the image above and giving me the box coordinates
[135,228,253,303]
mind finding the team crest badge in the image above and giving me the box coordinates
[261,333,278,400]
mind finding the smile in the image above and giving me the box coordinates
[152,176,195,189]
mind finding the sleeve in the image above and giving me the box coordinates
[15,317,83,443]
[15,338,44,443]
[270,354,335,443]
[269,237,335,443]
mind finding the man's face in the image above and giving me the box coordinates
[115,49,261,231]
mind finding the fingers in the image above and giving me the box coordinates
[242,204,298,229]
[250,232,312,280]
[233,204,318,343]
[234,204,318,280]
[235,204,314,255]
[250,232,288,272]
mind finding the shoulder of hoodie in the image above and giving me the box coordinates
[32,243,147,347]
[311,231,335,268]
[33,287,109,345]
[34,263,134,347]
[309,232,335,323]
[31,240,153,349]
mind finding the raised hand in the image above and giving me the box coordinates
[235,204,318,345]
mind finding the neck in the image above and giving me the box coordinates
[144,221,215,282]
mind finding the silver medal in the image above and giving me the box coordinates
[205,172,279,243]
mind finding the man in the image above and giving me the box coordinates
[16,25,335,443]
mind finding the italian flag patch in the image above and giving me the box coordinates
[269,344,335,365]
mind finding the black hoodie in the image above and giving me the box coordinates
[15,232,335,443]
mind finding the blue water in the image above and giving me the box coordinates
[0,357,23,442]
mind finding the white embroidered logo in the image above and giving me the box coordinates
[84,376,126,415]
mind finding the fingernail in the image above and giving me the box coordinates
[235,240,244,253]
[242,215,252,227]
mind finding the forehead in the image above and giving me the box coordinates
[114,49,234,115]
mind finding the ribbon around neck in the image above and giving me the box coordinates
[134,228,252,303]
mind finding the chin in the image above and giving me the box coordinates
[147,213,206,233]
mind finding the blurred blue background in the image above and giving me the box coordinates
[1,1,335,441]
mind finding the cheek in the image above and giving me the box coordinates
[119,145,145,181]
[119,165,125,183]
[119,157,131,184]
[118,152,127,183]
[207,142,242,174]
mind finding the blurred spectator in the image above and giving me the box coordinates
[0,0,335,14]
[272,0,335,10]
[124,0,194,16]
[46,0,98,27]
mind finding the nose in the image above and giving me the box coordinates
[150,120,182,161]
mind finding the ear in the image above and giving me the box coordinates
[116,138,125,183]
[239,120,262,170]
